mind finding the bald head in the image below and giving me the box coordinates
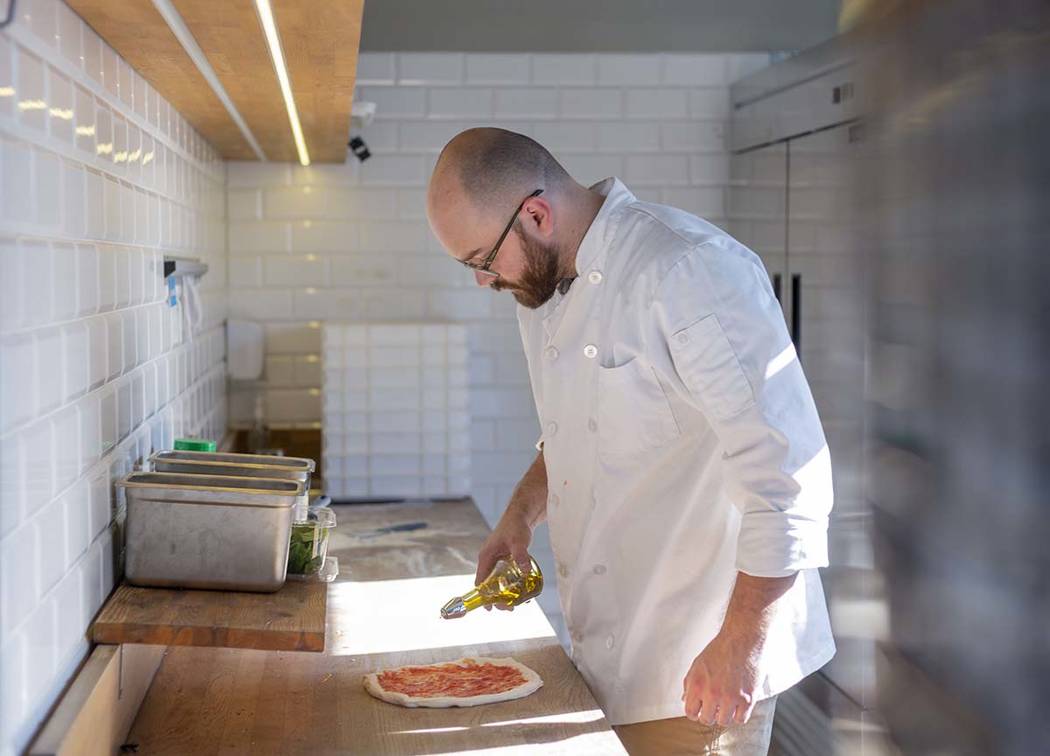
[427,128,604,307]
[428,128,572,220]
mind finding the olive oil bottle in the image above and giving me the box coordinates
[440,556,544,618]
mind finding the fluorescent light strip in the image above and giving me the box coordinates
[253,0,311,166]
[150,0,266,161]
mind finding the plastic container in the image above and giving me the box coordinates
[287,556,340,583]
[287,507,337,576]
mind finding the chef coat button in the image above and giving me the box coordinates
[544,346,559,361]
[587,418,598,433]
[583,344,598,359]
[546,421,558,436]
[605,634,615,649]
[572,631,583,643]
[558,563,569,578]
[549,493,560,507]
[588,270,603,285]
[593,564,607,575]
[676,332,689,345]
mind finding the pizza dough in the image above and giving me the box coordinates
[363,656,543,708]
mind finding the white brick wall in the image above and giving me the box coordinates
[227,50,768,648]
[322,323,471,499]
[0,2,227,753]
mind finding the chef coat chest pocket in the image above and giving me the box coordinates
[596,358,680,459]
[669,314,755,422]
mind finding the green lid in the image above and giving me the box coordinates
[173,438,217,452]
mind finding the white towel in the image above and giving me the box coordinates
[180,274,204,341]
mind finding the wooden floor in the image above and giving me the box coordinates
[125,499,626,755]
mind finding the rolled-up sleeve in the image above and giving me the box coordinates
[651,242,833,577]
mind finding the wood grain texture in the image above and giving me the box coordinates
[272,0,364,163]
[92,580,327,652]
[66,0,258,159]
[126,499,626,754]
[169,0,290,162]
[67,0,363,162]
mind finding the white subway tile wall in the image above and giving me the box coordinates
[321,323,471,499]
[0,2,227,753]
[226,51,769,648]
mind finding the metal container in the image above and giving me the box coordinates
[150,450,315,518]
[118,472,304,592]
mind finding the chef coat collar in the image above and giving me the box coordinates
[573,177,636,279]
[534,178,634,318]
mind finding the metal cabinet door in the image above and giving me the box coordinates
[727,142,788,321]
[787,122,880,715]
[788,124,866,521]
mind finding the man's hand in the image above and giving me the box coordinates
[475,510,533,611]
[681,572,796,725]
[476,509,533,581]
[682,625,762,726]
[474,451,548,611]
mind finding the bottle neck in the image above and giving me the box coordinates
[440,587,486,619]
[459,587,487,612]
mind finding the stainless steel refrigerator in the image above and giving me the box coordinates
[729,2,1050,753]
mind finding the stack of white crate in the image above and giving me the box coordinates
[322,323,471,499]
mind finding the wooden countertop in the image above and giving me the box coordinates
[125,498,626,754]
[92,580,327,652]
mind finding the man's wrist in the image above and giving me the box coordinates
[506,507,532,531]
[718,572,797,645]
[503,496,539,531]
[717,610,766,653]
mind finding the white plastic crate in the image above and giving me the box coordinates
[322,323,471,499]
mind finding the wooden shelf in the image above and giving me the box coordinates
[91,580,327,652]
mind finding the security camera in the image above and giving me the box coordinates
[348,136,371,162]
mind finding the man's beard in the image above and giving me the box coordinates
[490,225,563,309]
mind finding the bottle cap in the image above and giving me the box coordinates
[173,438,217,452]
[440,597,467,619]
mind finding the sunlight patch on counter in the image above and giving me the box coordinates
[327,573,555,656]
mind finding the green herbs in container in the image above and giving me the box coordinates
[287,507,336,576]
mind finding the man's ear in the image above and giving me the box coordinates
[525,196,555,238]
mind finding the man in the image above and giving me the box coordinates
[426,128,835,755]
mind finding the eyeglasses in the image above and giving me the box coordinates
[458,189,544,279]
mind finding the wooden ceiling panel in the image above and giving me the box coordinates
[273,0,363,163]
[66,0,259,160]
[173,0,296,162]
[67,0,364,163]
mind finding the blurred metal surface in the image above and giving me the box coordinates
[859,1,1050,754]
[732,3,1050,751]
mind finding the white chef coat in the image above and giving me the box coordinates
[517,178,836,726]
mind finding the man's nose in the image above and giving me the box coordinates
[474,270,492,287]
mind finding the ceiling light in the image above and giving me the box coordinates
[254,0,310,167]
